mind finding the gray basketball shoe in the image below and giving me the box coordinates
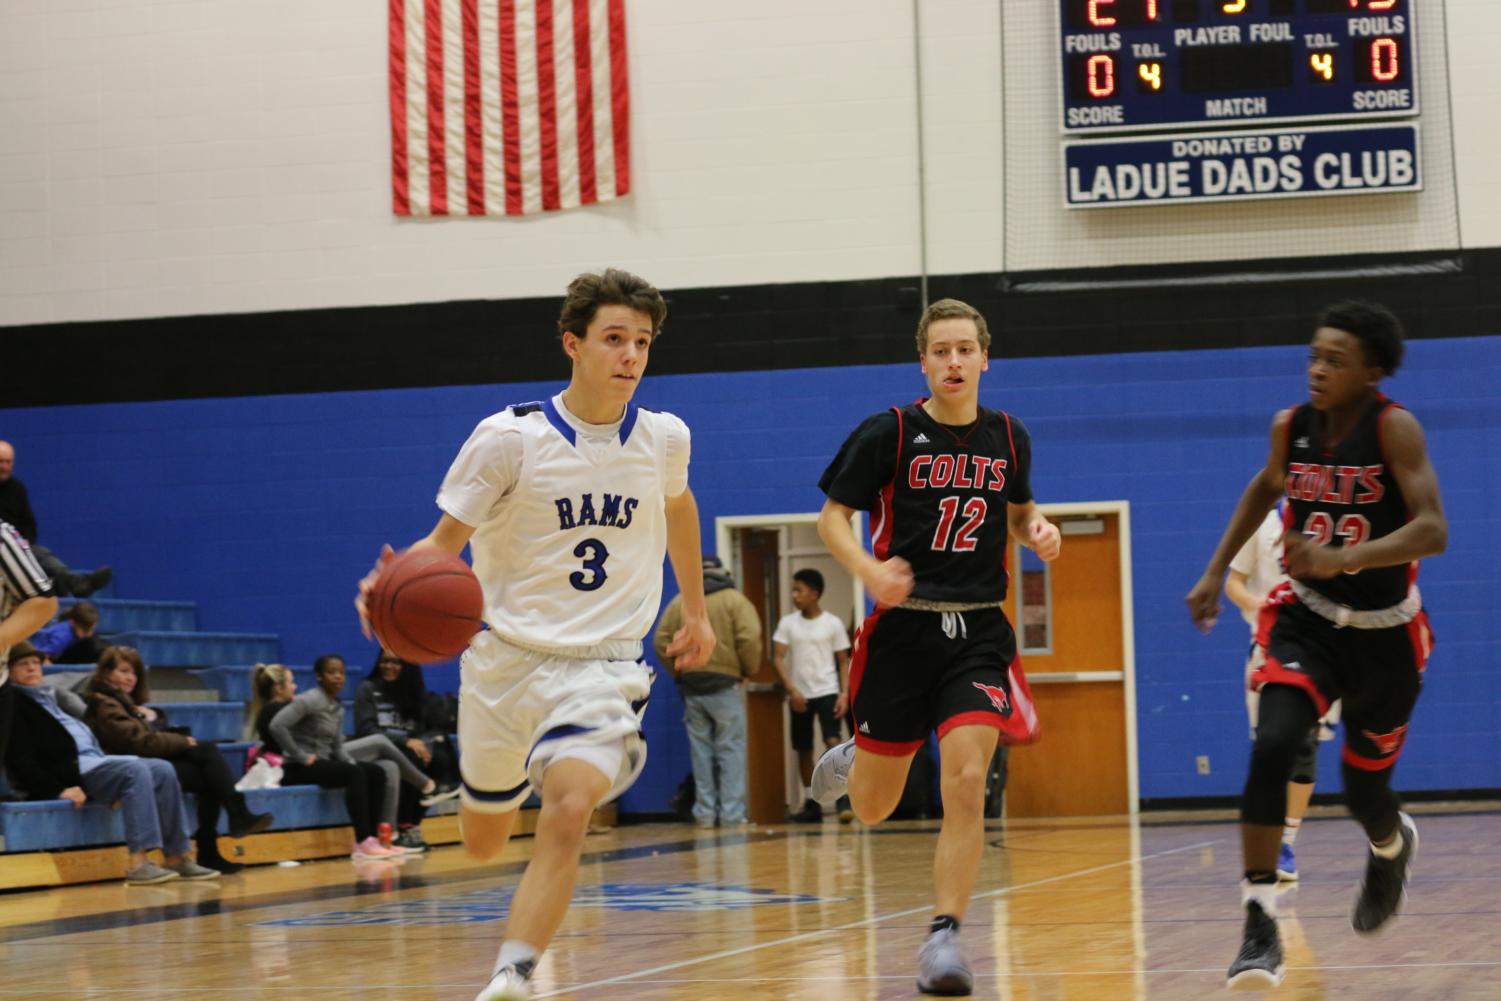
[810,737,856,806]
[917,927,973,996]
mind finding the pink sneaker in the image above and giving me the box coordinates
[352,837,400,860]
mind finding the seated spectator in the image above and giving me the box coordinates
[0,442,111,598]
[315,652,435,855]
[256,659,399,861]
[31,602,107,665]
[2,642,217,884]
[352,650,461,852]
[1,518,58,767]
[84,646,273,873]
[244,662,296,742]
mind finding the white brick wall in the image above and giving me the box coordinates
[1446,0,1501,250]
[0,0,1496,327]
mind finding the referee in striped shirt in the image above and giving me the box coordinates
[1,519,58,764]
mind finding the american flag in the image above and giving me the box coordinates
[388,0,630,217]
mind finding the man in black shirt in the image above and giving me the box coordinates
[809,298,1061,996]
[0,441,111,597]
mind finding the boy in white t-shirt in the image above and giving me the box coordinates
[772,569,851,823]
[1225,503,1338,884]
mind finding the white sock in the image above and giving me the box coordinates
[1241,880,1279,918]
[1371,829,1405,860]
[495,940,539,973]
[1282,818,1301,847]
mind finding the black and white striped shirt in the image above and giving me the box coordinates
[1,519,53,679]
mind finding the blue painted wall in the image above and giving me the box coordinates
[3,335,1496,810]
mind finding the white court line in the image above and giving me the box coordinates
[4,962,1501,993]
[615,960,1501,982]
[533,837,1222,999]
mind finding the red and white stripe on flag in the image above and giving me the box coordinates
[389,0,630,217]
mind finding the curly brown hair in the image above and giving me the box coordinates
[557,268,667,342]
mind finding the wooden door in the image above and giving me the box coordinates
[1005,513,1130,817]
[738,528,787,825]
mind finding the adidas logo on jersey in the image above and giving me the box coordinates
[912,433,930,444]
[859,721,870,734]
[1293,437,1310,449]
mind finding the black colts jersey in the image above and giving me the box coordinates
[820,402,1033,604]
[1284,395,1413,610]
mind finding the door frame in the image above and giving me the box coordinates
[716,502,1138,815]
[716,512,867,811]
[1024,500,1140,814]
[714,512,868,615]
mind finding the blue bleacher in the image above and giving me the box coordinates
[2,584,379,863]
[189,665,352,704]
[216,741,254,781]
[59,598,197,634]
[154,700,355,742]
[109,631,279,668]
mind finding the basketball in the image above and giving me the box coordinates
[367,548,484,664]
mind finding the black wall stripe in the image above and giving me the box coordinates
[3,248,1497,408]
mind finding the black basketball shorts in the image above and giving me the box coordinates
[788,694,841,751]
[848,606,1040,756]
[1253,586,1433,772]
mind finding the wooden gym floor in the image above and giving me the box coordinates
[0,807,1497,1000]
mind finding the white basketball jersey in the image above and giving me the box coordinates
[438,394,689,652]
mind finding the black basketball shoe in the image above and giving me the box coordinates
[1226,900,1284,989]
[1353,812,1418,934]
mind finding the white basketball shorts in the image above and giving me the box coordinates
[457,630,654,814]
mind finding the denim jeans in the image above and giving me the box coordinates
[682,686,747,825]
[80,756,191,857]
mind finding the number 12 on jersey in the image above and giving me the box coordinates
[932,497,987,552]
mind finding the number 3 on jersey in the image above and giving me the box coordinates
[932,496,987,552]
[1301,512,1369,574]
[570,538,609,591]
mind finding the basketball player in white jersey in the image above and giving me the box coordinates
[357,269,715,1001]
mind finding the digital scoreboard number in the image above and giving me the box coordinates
[1059,0,1418,132]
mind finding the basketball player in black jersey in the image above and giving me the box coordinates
[1186,300,1447,988]
[809,298,1061,996]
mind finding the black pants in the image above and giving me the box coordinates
[394,743,427,828]
[0,685,13,771]
[170,743,247,847]
[425,737,460,789]
[55,636,110,664]
[30,545,86,597]
[283,758,386,842]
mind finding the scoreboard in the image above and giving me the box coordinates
[1059,0,1418,133]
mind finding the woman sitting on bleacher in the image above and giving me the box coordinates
[84,646,273,874]
[2,642,218,885]
[251,660,399,861]
[352,650,461,852]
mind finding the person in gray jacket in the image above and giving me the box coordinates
[265,654,395,860]
[654,557,763,828]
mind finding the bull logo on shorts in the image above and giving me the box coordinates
[1361,724,1409,757]
[972,682,1012,717]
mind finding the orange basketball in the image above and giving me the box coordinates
[367,548,484,664]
